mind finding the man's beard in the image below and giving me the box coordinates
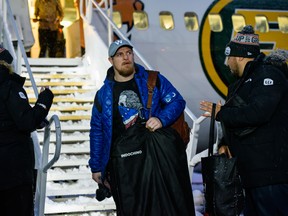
[229,64,241,78]
[230,69,238,77]
[117,63,134,77]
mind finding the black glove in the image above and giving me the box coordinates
[36,88,54,111]
[37,118,49,129]
[95,183,111,201]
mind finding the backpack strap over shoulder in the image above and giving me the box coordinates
[146,70,190,145]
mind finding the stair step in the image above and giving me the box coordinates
[52,158,89,167]
[47,187,94,196]
[29,97,94,103]
[25,81,93,87]
[57,115,91,121]
[23,73,90,79]
[24,67,85,73]
[49,143,90,154]
[39,135,89,144]
[44,197,116,214]
[49,154,89,167]
[24,57,82,67]
[47,166,90,181]
[26,89,95,95]
[48,172,90,181]
[46,179,95,196]
[47,124,90,132]
[50,106,92,112]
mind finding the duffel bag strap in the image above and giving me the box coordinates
[146,70,159,117]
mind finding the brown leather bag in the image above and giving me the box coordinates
[146,70,191,145]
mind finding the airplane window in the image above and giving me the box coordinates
[208,14,223,32]
[133,11,149,30]
[113,11,122,29]
[184,12,199,31]
[255,15,269,33]
[232,14,246,32]
[278,16,288,33]
[159,11,174,30]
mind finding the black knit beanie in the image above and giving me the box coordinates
[224,25,260,58]
[0,45,13,64]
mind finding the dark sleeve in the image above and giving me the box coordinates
[6,84,52,132]
[217,67,286,128]
[89,91,104,173]
[93,91,102,112]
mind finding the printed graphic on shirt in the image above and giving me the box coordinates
[118,90,143,129]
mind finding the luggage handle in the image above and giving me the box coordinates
[208,103,216,156]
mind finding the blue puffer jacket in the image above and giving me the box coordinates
[89,64,186,174]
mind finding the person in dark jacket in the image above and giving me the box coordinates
[89,40,195,215]
[200,26,288,216]
[33,0,64,57]
[264,49,288,79]
[0,46,54,216]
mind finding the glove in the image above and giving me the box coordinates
[36,88,54,111]
[37,118,49,129]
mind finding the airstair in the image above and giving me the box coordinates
[22,57,116,215]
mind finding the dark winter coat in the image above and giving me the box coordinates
[89,64,186,174]
[0,65,53,190]
[216,59,288,188]
[34,0,64,31]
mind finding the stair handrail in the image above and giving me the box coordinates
[3,0,39,97]
[0,2,16,70]
[43,115,62,172]
[34,114,62,216]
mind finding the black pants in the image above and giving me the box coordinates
[244,184,288,216]
[38,29,58,58]
[0,184,34,216]
[106,161,123,216]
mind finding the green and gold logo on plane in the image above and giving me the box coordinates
[199,0,288,98]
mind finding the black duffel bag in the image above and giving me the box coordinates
[110,121,195,216]
[201,103,244,216]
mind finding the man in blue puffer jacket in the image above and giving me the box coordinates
[89,40,188,214]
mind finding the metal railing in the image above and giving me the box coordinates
[34,115,62,216]
[79,0,209,183]
[2,0,38,96]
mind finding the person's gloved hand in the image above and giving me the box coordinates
[36,88,54,111]
[37,118,49,129]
